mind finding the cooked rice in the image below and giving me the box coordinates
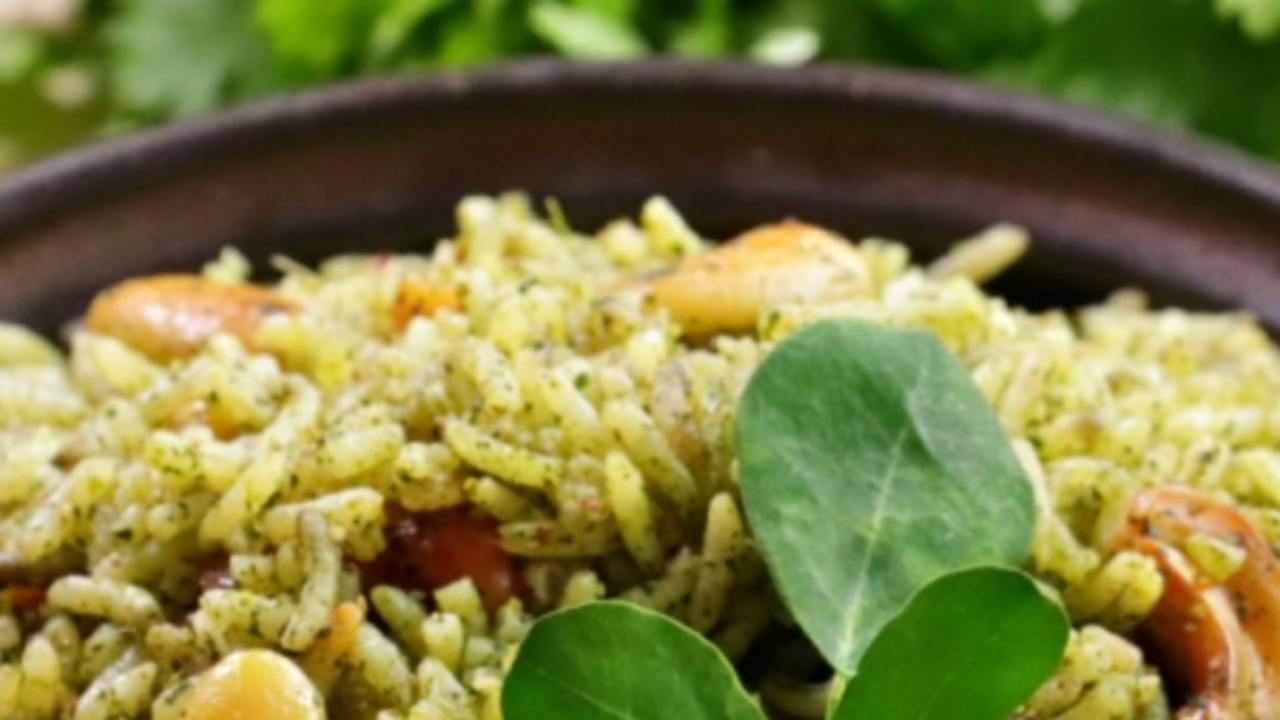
[3,193,1278,718]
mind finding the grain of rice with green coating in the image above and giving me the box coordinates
[2,194,1280,719]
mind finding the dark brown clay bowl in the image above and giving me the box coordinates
[2,60,1280,335]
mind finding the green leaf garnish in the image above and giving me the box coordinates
[832,567,1069,720]
[736,319,1035,671]
[989,0,1280,160]
[502,601,764,720]
[866,0,1054,68]
[106,0,294,121]
[256,0,381,75]
[528,2,650,60]
[1214,0,1280,41]
[367,0,454,67]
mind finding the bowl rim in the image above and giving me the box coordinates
[2,58,1280,237]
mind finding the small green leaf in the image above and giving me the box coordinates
[737,319,1035,672]
[529,2,649,60]
[568,0,636,24]
[984,0,1280,159]
[668,0,730,58]
[868,0,1058,67]
[1216,0,1280,41]
[367,0,455,66]
[435,12,516,67]
[833,567,1069,720]
[106,0,292,120]
[0,30,44,81]
[748,26,821,65]
[502,601,765,720]
[256,0,379,75]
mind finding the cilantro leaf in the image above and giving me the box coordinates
[667,0,731,57]
[432,9,528,67]
[529,2,649,60]
[865,0,1065,68]
[366,0,455,67]
[106,0,293,120]
[0,29,45,82]
[985,0,1280,159]
[255,0,382,76]
[1215,0,1280,40]
[748,26,820,65]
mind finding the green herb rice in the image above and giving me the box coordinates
[1,195,1279,719]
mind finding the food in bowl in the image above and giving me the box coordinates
[0,194,1277,719]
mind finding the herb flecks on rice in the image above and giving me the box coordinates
[2,194,1279,719]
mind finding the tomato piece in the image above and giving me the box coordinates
[7,585,46,611]
[363,504,522,614]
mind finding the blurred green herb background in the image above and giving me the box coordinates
[3,0,1280,172]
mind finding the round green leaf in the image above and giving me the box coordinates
[502,601,765,720]
[736,320,1035,672]
[833,567,1069,720]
